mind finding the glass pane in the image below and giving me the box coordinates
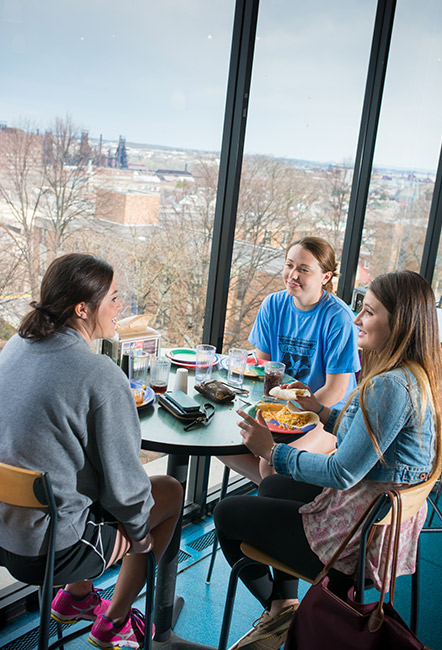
[357,0,442,287]
[0,0,233,354]
[224,0,376,350]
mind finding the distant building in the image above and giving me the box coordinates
[155,169,194,183]
[95,189,160,226]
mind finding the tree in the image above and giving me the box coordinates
[0,117,96,299]
[321,163,352,254]
[124,155,323,349]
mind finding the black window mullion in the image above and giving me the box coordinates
[188,0,259,509]
[202,0,259,351]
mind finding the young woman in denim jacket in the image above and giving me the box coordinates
[215,270,442,650]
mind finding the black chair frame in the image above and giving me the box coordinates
[1,467,156,650]
[217,490,433,650]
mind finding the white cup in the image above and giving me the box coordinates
[174,368,189,393]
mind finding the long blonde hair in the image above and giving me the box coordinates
[336,271,442,473]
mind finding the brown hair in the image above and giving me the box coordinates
[285,236,338,293]
[337,270,442,474]
[19,254,114,340]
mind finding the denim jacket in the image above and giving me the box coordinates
[273,367,435,489]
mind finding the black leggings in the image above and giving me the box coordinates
[214,474,352,608]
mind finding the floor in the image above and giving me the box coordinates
[0,508,441,650]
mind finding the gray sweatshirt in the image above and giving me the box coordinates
[0,327,153,555]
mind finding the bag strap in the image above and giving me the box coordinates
[313,489,404,632]
[368,491,400,631]
[313,491,393,584]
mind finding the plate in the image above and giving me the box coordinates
[167,353,219,369]
[245,402,319,434]
[130,381,155,410]
[220,356,266,378]
[166,348,197,364]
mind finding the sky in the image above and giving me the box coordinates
[1,0,441,171]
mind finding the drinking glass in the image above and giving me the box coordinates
[227,348,248,387]
[263,361,286,397]
[195,344,216,383]
[129,350,150,385]
[150,357,171,394]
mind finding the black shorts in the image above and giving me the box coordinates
[272,432,299,444]
[0,506,119,585]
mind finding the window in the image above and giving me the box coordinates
[0,0,234,352]
[222,0,376,351]
[357,0,442,285]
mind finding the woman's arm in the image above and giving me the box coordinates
[314,372,351,406]
[274,374,414,489]
[240,374,414,490]
[254,348,271,361]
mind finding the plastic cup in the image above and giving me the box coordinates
[131,386,144,406]
[227,348,248,387]
[129,351,150,385]
[263,361,286,397]
[195,344,216,383]
[150,357,171,394]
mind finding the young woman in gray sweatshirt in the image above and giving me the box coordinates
[0,253,182,649]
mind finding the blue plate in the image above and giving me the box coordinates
[130,381,155,410]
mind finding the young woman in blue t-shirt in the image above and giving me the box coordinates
[220,237,360,484]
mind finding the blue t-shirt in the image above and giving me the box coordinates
[248,290,360,409]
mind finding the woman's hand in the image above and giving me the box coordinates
[237,409,274,461]
[281,380,323,414]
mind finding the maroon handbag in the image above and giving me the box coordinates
[285,490,431,650]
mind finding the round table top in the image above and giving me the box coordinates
[138,356,293,456]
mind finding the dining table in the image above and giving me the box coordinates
[137,354,295,650]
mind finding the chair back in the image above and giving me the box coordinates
[0,462,51,508]
[0,461,57,650]
[374,473,438,526]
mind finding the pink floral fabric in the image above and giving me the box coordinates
[300,481,427,591]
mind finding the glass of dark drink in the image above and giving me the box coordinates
[263,361,286,397]
[150,357,171,394]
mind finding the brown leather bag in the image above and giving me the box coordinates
[285,490,431,650]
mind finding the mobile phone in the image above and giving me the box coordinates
[165,390,202,413]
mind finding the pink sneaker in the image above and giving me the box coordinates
[89,608,150,649]
[51,587,110,624]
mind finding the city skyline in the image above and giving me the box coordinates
[1,0,441,171]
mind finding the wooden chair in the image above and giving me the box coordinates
[217,473,439,650]
[0,461,155,650]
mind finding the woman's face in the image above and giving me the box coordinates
[92,279,121,340]
[283,244,332,308]
[353,289,391,352]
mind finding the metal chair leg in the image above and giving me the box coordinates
[218,556,259,650]
[144,551,156,650]
[206,466,231,584]
[410,539,420,634]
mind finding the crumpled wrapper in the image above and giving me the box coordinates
[116,314,160,340]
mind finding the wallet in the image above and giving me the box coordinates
[158,391,215,431]
[194,380,248,404]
